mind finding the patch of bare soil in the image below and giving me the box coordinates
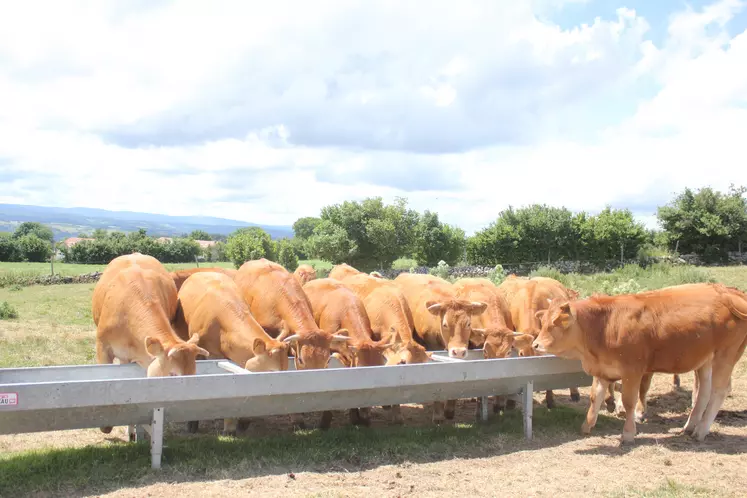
[4,359,747,497]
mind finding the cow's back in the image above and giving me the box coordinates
[329,263,362,281]
[235,258,314,335]
[93,253,171,325]
[171,267,237,292]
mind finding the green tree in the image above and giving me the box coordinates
[306,220,356,264]
[188,230,212,241]
[592,207,648,261]
[317,197,418,270]
[276,239,299,272]
[92,229,109,239]
[657,185,747,262]
[225,227,276,268]
[14,222,54,243]
[292,217,321,240]
[413,211,465,266]
[18,234,52,262]
[0,232,22,262]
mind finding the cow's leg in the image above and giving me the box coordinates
[505,396,517,410]
[673,373,681,390]
[636,373,654,423]
[390,404,404,424]
[692,359,736,441]
[291,413,306,430]
[620,373,644,444]
[444,399,457,420]
[223,418,239,437]
[691,370,699,408]
[349,407,371,426]
[570,387,581,402]
[545,390,555,409]
[581,377,609,435]
[494,395,507,413]
[683,363,712,435]
[605,382,617,413]
[432,401,445,424]
[319,410,333,430]
[96,340,116,435]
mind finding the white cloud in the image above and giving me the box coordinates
[0,0,746,235]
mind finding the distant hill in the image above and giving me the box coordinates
[0,204,294,241]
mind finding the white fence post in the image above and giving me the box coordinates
[523,380,534,440]
[150,408,164,469]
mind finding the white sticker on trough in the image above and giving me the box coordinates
[0,393,18,406]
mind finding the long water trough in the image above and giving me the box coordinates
[0,351,593,469]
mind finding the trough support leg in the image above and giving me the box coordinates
[523,381,534,440]
[128,424,144,443]
[480,396,489,422]
[150,407,164,470]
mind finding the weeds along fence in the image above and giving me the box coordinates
[0,351,592,469]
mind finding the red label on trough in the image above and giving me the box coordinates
[0,393,18,406]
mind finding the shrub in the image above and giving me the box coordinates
[225,227,276,269]
[277,239,299,272]
[391,258,417,270]
[0,301,18,320]
[486,264,507,285]
[18,234,52,262]
[0,232,22,262]
[429,260,450,280]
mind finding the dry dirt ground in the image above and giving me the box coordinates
[3,360,747,498]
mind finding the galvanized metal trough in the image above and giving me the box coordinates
[0,351,592,469]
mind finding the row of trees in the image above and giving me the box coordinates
[61,229,211,264]
[0,222,56,262]
[3,185,745,269]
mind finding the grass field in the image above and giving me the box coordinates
[1,264,747,497]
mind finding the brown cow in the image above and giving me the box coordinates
[303,278,397,426]
[293,264,318,286]
[394,272,487,422]
[170,267,237,292]
[497,276,581,407]
[92,253,209,434]
[533,283,747,443]
[234,258,350,429]
[453,277,524,414]
[328,263,363,281]
[175,271,290,435]
[336,272,432,423]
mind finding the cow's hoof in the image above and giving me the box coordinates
[186,421,199,434]
[546,399,556,409]
[580,422,592,436]
[100,426,113,434]
[570,391,581,402]
[605,399,617,413]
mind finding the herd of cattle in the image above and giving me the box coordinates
[91,253,747,444]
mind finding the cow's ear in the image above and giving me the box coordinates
[470,328,486,345]
[252,338,267,355]
[426,301,443,315]
[144,336,165,358]
[552,302,574,328]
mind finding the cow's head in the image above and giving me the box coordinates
[144,333,209,377]
[474,329,535,359]
[293,265,318,286]
[384,340,432,365]
[533,300,577,356]
[282,329,350,370]
[426,299,487,358]
[331,329,399,367]
[243,338,290,372]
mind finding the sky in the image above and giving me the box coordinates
[0,0,746,235]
